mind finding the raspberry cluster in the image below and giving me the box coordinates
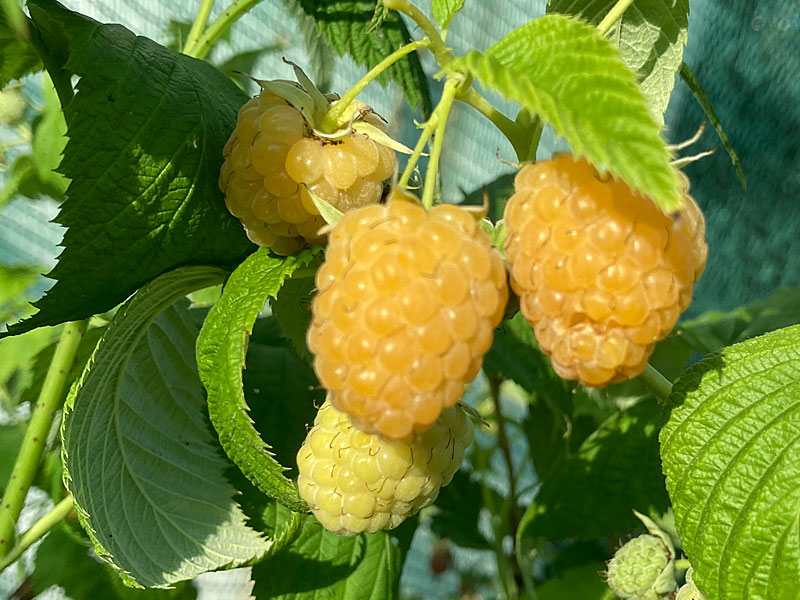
[504,155,707,386]
[296,400,473,536]
[307,190,509,441]
[219,92,396,255]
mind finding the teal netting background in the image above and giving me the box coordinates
[0,1,798,597]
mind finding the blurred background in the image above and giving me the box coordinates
[1,0,798,598]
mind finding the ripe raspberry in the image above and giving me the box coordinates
[219,91,397,255]
[504,155,707,386]
[306,190,509,441]
[296,399,473,536]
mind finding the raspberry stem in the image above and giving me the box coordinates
[640,363,673,401]
[456,88,530,160]
[318,38,431,133]
[597,0,637,36]
[421,77,461,209]
[184,0,262,59]
[0,495,74,573]
[0,320,86,556]
[382,0,454,67]
[183,0,216,56]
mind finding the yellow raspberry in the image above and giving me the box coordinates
[307,190,509,441]
[296,399,474,536]
[219,92,397,255]
[504,155,707,386]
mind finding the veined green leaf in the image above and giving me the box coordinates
[62,266,272,588]
[295,0,432,117]
[251,516,403,600]
[547,0,689,126]
[445,14,681,212]
[432,0,465,30]
[270,268,319,365]
[661,325,800,600]
[196,248,320,512]
[3,0,254,337]
[517,400,669,548]
[0,7,42,87]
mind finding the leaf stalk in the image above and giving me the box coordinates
[597,0,637,36]
[0,495,74,573]
[640,363,673,401]
[185,0,264,59]
[183,0,217,56]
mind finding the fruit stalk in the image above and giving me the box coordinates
[319,39,430,133]
[640,363,673,401]
[422,77,460,209]
[382,0,453,67]
[456,87,530,161]
[0,320,86,556]
[183,0,216,56]
[0,495,74,573]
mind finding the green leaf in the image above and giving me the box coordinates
[31,72,68,188]
[0,7,42,87]
[62,266,272,588]
[0,423,26,492]
[679,62,746,189]
[432,0,465,30]
[661,325,800,600]
[517,400,669,548]
[536,562,611,600]
[243,316,323,477]
[484,312,570,399]
[251,516,403,600]
[547,0,689,126]
[196,248,320,512]
[675,286,800,355]
[445,14,681,212]
[296,0,432,117]
[270,268,319,364]
[32,523,198,599]
[4,0,254,337]
[429,469,489,549]
[0,263,40,323]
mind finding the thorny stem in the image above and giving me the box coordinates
[183,0,216,56]
[421,78,460,210]
[597,0,637,36]
[640,363,673,401]
[319,39,431,133]
[184,0,263,59]
[0,321,86,556]
[0,496,74,573]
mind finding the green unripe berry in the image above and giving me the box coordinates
[606,533,677,600]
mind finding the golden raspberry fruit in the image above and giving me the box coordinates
[219,91,396,255]
[307,190,509,441]
[504,155,707,386]
[296,399,473,536]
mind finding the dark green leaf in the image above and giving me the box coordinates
[679,62,746,189]
[4,0,254,337]
[244,316,323,478]
[32,523,197,599]
[536,562,611,600]
[517,400,669,548]
[0,7,42,87]
[296,0,432,116]
[445,14,681,212]
[62,266,271,587]
[429,469,489,549]
[270,268,318,364]
[661,325,800,600]
[547,0,689,126]
[251,516,403,600]
[196,248,321,512]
